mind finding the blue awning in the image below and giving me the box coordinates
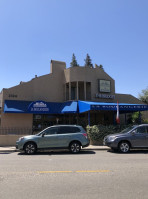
[78,101,148,113]
[4,100,148,114]
[4,100,31,113]
[61,101,78,113]
[4,100,78,114]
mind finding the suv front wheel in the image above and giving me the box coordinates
[69,142,81,153]
[118,141,130,153]
[24,142,37,155]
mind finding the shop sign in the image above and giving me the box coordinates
[99,80,111,93]
[91,105,116,110]
[91,104,148,111]
[28,101,49,113]
[95,93,115,99]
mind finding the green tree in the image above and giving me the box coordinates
[84,54,93,68]
[132,112,141,124]
[139,87,148,104]
[99,64,104,70]
[95,64,104,71]
[70,53,79,67]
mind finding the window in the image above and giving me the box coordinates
[136,126,147,134]
[99,80,111,93]
[71,87,76,100]
[43,127,58,135]
[58,126,81,134]
[71,127,81,133]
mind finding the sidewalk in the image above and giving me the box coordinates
[0,145,109,153]
[0,146,17,153]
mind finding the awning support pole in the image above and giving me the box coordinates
[88,111,90,126]
[125,113,127,125]
[138,111,141,124]
[113,112,116,125]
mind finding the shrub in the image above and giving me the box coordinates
[143,119,148,124]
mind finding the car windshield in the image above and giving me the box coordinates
[119,125,137,134]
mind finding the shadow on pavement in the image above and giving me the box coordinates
[17,150,96,156]
[108,149,148,154]
[0,152,13,155]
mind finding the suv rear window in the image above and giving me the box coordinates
[58,126,81,134]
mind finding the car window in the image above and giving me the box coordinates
[43,127,58,135]
[71,127,81,133]
[120,126,137,134]
[135,126,147,134]
[58,126,80,134]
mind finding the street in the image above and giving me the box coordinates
[1,149,148,199]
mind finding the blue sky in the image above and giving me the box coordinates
[0,0,148,98]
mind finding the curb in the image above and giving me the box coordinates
[0,147,17,153]
[84,147,109,151]
[0,146,109,153]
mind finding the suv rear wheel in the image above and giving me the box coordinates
[69,142,81,153]
[118,141,130,153]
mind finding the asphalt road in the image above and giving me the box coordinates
[1,149,148,199]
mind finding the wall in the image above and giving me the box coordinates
[0,91,2,107]
[1,60,146,129]
[1,60,66,128]
[0,135,24,146]
[1,113,33,128]
[64,66,115,102]
[2,60,66,104]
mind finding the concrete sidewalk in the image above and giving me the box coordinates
[0,146,17,153]
[0,145,109,153]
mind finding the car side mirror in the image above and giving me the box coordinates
[42,133,45,137]
[131,130,136,135]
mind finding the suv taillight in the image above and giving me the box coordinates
[83,133,88,139]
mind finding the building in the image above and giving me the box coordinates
[0,60,148,133]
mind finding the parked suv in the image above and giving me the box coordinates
[16,125,89,154]
[103,124,148,153]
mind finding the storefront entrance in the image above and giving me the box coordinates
[32,111,114,132]
[32,114,78,132]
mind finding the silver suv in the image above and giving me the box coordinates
[104,124,148,153]
[16,125,89,154]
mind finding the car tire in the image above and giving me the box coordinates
[118,141,130,153]
[24,142,37,155]
[69,142,81,153]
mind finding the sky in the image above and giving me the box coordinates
[0,0,148,98]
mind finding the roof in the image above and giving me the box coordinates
[115,93,144,104]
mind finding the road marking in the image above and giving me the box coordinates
[38,170,110,174]
[38,171,73,173]
[76,170,110,173]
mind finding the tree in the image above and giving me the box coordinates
[99,64,104,70]
[70,53,79,67]
[139,87,148,104]
[84,54,93,68]
[95,64,104,71]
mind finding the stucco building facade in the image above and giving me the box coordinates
[0,60,147,132]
